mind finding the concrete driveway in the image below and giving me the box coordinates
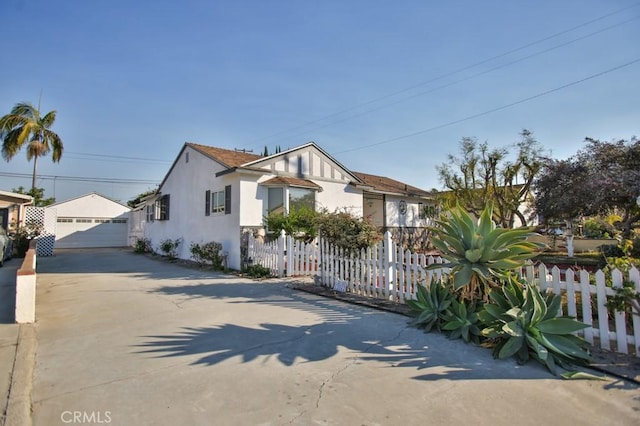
[32,249,639,425]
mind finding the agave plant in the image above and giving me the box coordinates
[441,299,483,344]
[406,278,454,332]
[428,204,543,302]
[479,275,591,375]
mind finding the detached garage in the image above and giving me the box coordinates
[47,193,131,249]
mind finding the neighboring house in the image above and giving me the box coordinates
[45,193,131,249]
[139,141,435,270]
[0,190,33,230]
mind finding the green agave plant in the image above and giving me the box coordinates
[441,299,483,344]
[428,204,543,302]
[406,278,454,332]
[479,275,591,375]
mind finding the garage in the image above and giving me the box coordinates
[46,193,131,249]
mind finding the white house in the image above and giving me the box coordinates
[46,193,131,248]
[353,171,433,251]
[139,141,434,270]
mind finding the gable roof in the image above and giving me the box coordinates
[352,171,432,198]
[47,192,131,209]
[187,143,262,168]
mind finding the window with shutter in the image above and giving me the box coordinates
[156,194,170,220]
[205,190,211,216]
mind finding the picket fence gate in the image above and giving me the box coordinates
[247,230,640,357]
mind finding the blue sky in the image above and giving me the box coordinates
[1,0,639,204]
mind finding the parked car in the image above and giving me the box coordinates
[0,227,12,267]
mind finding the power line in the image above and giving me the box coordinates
[246,2,640,148]
[333,57,640,155]
[64,151,171,164]
[0,171,161,185]
[263,15,640,144]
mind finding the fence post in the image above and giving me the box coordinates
[277,230,286,277]
[286,234,294,277]
[383,231,392,299]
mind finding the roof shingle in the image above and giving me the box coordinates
[352,171,431,197]
[187,143,262,168]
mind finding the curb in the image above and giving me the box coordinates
[5,324,36,426]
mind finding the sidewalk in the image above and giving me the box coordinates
[0,258,21,426]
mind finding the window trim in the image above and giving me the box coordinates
[206,186,232,216]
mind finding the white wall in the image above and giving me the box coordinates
[384,195,429,228]
[52,193,130,218]
[146,143,365,270]
[145,146,242,269]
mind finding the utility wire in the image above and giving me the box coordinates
[64,151,171,164]
[333,57,640,155]
[0,171,160,185]
[247,2,640,147]
[265,15,640,144]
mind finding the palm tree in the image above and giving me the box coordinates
[0,102,64,191]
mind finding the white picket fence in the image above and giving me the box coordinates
[247,230,319,277]
[248,230,640,357]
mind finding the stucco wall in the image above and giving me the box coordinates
[145,146,242,269]
[51,193,130,218]
[384,195,428,228]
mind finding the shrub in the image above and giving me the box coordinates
[190,241,224,269]
[264,206,320,243]
[133,237,153,254]
[159,238,182,260]
[583,218,614,238]
[11,222,42,257]
[317,210,379,253]
[245,264,272,278]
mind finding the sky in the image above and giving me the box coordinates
[1,0,639,204]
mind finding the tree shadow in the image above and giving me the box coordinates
[140,281,556,382]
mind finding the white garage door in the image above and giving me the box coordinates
[55,217,128,248]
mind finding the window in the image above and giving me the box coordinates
[212,190,225,213]
[76,218,92,223]
[268,187,284,215]
[57,218,73,223]
[289,187,315,211]
[146,204,155,222]
[205,185,231,216]
[94,219,110,223]
[267,186,316,215]
[112,219,127,224]
[156,194,170,221]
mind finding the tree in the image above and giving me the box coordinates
[12,186,55,207]
[127,189,158,208]
[436,130,545,228]
[0,102,64,192]
[535,137,640,239]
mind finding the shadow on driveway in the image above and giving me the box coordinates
[139,280,557,382]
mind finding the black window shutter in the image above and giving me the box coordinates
[164,194,170,220]
[225,185,231,215]
[205,190,211,216]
